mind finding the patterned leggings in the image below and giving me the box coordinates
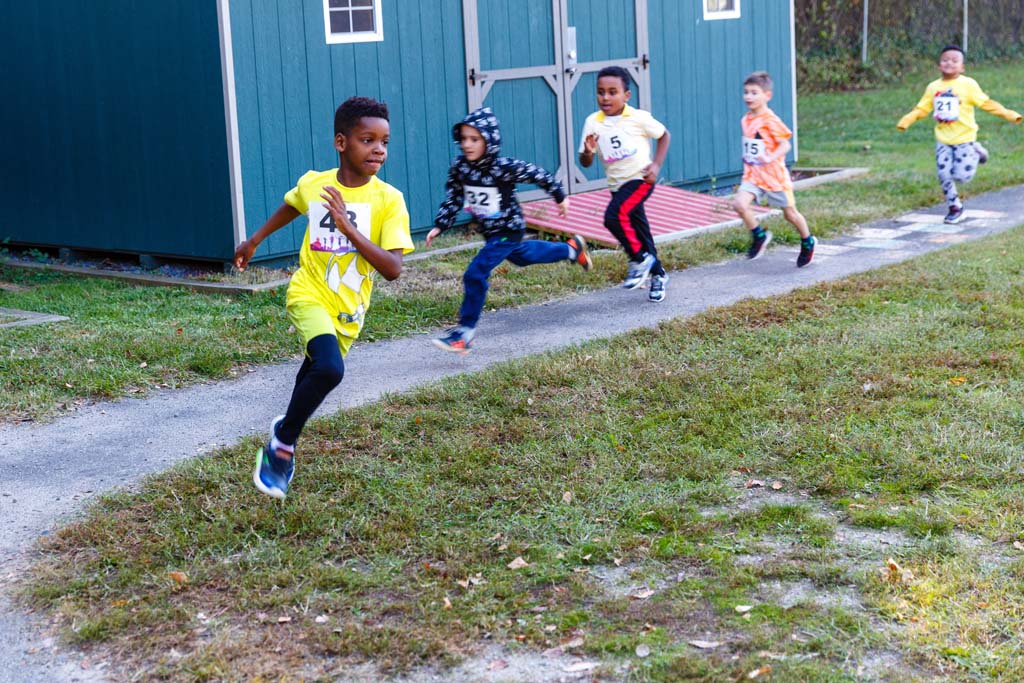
[936,141,980,209]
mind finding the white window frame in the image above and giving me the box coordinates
[323,0,384,44]
[703,0,741,21]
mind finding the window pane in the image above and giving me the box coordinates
[351,9,375,32]
[329,0,350,8]
[706,0,735,11]
[329,10,352,33]
[351,0,374,6]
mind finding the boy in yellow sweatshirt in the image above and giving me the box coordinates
[897,45,1021,224]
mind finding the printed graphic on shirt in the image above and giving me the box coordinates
[308,202,372,253]
[598,131,638,164]
[462,185,502,219]
[934,89,960,123]
[742,135,765,165]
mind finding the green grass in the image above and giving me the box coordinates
[22,226,1024,682]
[4,59,1024,423]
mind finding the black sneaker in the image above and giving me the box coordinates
[944,205,965,224]
[797,236,816,268]
[747,230,773,259]
[648,273,668,302]
[974,142,989,164]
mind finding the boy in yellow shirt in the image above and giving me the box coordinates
[897,45,1021,224]
[233,97,414,499]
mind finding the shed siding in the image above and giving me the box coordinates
[0,3,233,259]
[230,0,468,260]
[649,0,794,189]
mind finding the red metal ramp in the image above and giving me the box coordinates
[522,185,777,248]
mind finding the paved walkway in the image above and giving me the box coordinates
[3,185,1024,682]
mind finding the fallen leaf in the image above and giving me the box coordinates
[613,557,623,566]
[747,665,773,679]
[771,481,783,490]
[167,571,188,586]
[885,557,914,584]
[543,645,564,657]
[635,644,651,658]
[735,605,753,613]
[562,491,573,504]
[630,589,655,600]
[745,479,765,489]
[1014,541,1024,551]
[563,636,585,648]
[507,556,530,570]
[139,361,148,368]
[582,554,592,561]
[443,596,453,610]
[688,640,721,649]
[487,659,509,671]
[456,578,470,589]
[314,615,330,624]
[277,616,292,623]
[563,661,598,673]
[736,465,752,474]
[544,624,557,632]
[948,376,967,385]
[573,567,589,574]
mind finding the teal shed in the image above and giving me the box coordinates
[1,0,795,266]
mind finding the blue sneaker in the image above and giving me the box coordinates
[253,415,293,499]
[432,326,475,355]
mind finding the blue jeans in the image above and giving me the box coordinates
[459,236,570,328]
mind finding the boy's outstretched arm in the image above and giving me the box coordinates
[500,157,569,217]
[643,130,671,184]
[980,99,1023,123]
[896,108,928,131]
[234,203,302,271]
[320,186,404,280]
[428,167,465,246]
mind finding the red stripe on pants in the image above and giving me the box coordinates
[617,182,652,255]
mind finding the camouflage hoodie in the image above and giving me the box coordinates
[434,107,566,240]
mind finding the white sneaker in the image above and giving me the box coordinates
[622,253,656,290]
[648,273,668,302]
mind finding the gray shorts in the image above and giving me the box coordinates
[738,181,795,208]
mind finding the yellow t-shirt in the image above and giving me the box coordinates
[911,75,989,145]
[578,105,667,190]
[284,170,413,342]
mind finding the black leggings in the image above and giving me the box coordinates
[276,333,345,446]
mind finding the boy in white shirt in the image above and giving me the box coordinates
[579,66,672,302]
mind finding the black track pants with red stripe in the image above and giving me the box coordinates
[603,179,664,275]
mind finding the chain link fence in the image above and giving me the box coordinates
[795,0,1024,91]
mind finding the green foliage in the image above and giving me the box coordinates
[796,0,1024,92]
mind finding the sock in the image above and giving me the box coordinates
[752,226,766,240]
[801,235,815,248]
[567,244,578,260]
[270,434,294,460]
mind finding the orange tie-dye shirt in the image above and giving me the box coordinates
[741,107,793,192]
